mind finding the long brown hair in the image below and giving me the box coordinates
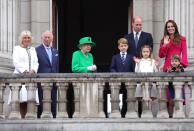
[162,20,180,44]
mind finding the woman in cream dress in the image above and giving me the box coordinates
[12,30,39,118]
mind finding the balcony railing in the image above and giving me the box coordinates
[0,72,193,119]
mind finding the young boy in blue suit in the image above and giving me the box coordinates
[110,38,134,117]
[110,38,134,72]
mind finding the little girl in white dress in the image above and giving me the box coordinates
[134,45,159,118]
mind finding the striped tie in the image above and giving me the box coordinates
[121,53,125,64]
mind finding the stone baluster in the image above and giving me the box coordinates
[0,83,5,119]
[173,82,185,118]
[109,82,120,118]
[25,83,37,119]
[189,82,194,118]
[85,82,99,117]
[183,82,191,118]
[141,82,152,118]
[41,82,53,118]
[98,83,105,117]
[57,82,68,118]
[72,83,80,118]
[157,82,168,118]
[125,82,137,118]
[8,83,21,119]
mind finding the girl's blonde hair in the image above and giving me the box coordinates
[140,45,153,65]
[18,30,33,45]
[140,45,152,59]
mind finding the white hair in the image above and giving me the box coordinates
[18,30,33,45]
[41,30,53,40]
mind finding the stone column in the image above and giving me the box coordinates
[57,82,68,118]
[133,0,153,34]
[189,82,194,118]
[31,0,50,44]
[72,83,80,118]
[25,83,37,119]
[0,83,5,119]
[109,82,120,118]
[8,83,21,119]
[98,83,105,117]
[0,0,19,73]
[157,82,168,118]
[41,82,52,118]
[141,82,152,118]
[125,82,137,118]
[173,82,185,118]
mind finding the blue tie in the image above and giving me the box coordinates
[135,32,139,47]
[46,48,52,64]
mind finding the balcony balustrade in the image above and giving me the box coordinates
[0,72,193,120]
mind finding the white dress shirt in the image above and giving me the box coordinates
[13,45,39,73]
[133,31,141,40]
[120,52,127,60]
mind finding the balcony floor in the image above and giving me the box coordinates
[0,118,194,131]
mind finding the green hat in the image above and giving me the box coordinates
[77,37,96,48]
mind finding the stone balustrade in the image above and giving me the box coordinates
[0,72,193,119]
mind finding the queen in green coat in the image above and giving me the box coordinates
[72,37,97,73]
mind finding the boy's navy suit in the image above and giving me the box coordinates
[110,53,134,117]
[36,44,59,118]
[110,54,134,72]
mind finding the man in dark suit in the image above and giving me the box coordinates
[124,16,153,118]
[36,31,59,118]
[124,16,153,58]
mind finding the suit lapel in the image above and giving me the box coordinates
[137,32,144,48]
[51,48,56,65]
[130,33,136,48]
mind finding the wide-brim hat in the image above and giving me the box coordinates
[77,37,96,48]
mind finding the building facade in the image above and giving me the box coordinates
[0,0,194,72]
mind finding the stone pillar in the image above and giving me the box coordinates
[125,82,137,118]
[98,83,105,117]
[0,83,5,119]
[0,0,19,73]
[173,82,185,118]
[25,83,37,119]
[141,82,152,118]
[31,0,50,44]
[157,82,168,118]
[133,0,153,34]
[109,83,120,118]
[41,82,52,118]
[57,82,68,118]
[189,82,194,118]
[8,83,21,119]
[72,83,80,118]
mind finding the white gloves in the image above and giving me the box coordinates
[87,65,97,71]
